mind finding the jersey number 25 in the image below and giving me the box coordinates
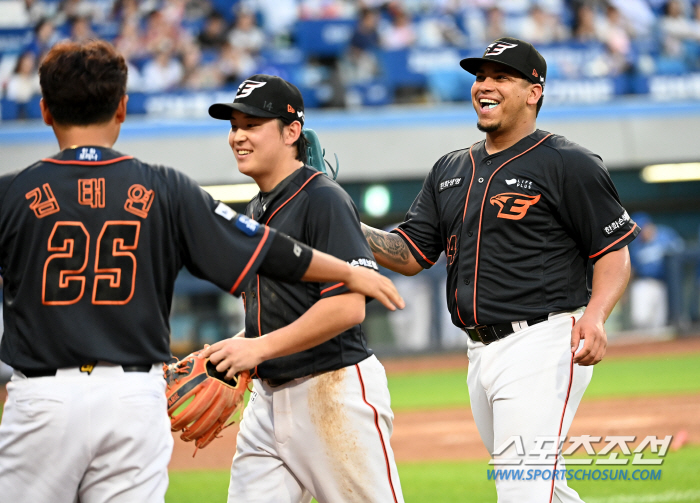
[42,221,140,305]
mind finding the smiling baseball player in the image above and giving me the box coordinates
[362,37,640,502]
[204,74,404,503]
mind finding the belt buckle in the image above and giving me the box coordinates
[474,325,490,344]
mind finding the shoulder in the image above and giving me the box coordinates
[304,168,355,206]
[542,132,605,170]
[435,145,475,169]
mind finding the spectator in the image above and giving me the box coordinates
[595,4,634,75]
[659,0,700,58]
[572,4,599,43]
[628,212,685,330]
[519,5,570,45]
[299,0,356,19]
[181,43,223,89]
[484,7,509,43]
[25,18,60,59]
[337,44,379,85]
[218,42,257,84]
[198,11,229,50]
[110,0,143,25]
[243,0,298,47]
[141,42,184,92]
[144,9,190,55]
[415,12,467,48]
[69,16,96,43]
[350,8,380,51]
[380,3,416,50]
[227,9,266,54]
[114,20,147,61]
[4,51,41,119]
[608,0,655,38]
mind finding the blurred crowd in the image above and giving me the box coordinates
[2,0,700,115]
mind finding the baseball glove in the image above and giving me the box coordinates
[303,128,340,180]
[164,351,250,453]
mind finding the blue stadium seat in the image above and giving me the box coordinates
[293,19,356,58]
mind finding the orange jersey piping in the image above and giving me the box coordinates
[471,134,552,325]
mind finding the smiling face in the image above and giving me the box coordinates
[471,61,540,135]
[227,110,301,189]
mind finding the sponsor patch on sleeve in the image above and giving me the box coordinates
[214,202,235,220]
[348,257,379,270]
[235,214,260,236]
[602,210,631,236]
[438,177,464,192]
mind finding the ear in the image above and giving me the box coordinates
[284,120,302,146]
[115,95,128,123]
[527,84,543,107]
[40,98,53,126]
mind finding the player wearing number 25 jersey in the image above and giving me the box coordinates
[0,40,403,503]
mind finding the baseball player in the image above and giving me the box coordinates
[203,74,405,503]
[361,37,640,502]
[0,42,403,503]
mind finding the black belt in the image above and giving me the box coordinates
[19,364,152,378]
[260,377,293,388]
[465,314,550,345]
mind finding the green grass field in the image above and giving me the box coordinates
[166,446,700,503]
[387,352,700,411]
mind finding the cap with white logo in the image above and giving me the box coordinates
[208,74,305,125]
[460,37,546,87]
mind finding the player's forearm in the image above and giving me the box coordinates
[256,293,365,360]
[361,223,423,276]
[300,249,354,283]
[587,247,631,322]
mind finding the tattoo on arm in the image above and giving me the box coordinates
[361,223,411,265]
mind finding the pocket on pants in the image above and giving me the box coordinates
[13,396,65,417]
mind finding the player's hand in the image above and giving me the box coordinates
[200,337,265,380]
[570,312,607,366]
[345,267,405,311]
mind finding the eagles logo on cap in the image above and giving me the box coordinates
[459,37,547,87]
[208,74,305,125]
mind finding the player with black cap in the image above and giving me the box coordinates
[203,74,405,503]
[362,38,639,501]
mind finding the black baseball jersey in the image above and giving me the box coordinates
[0,146,279,370]
[394,130,640,327]
[243,166,377,381]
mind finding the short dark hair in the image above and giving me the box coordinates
[276,119,308,163]
[39,40,127,126]
[536,95,544,116]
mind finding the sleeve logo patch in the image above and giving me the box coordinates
[438,177,464,192]
[77,147,102,161]
[214,202,235,221]
[235,214,259,236]
[348,257,379,270]
[603,210,630,236]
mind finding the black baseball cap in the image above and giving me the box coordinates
[209,74,305,125]
[460,37,546,87]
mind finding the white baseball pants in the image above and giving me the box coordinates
[0,363,173,503]
[467,309,594,503]
[228,355,404,503]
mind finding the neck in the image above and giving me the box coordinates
[484,121,537,155]
[254,159,304,193]
[53,122,121,151]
